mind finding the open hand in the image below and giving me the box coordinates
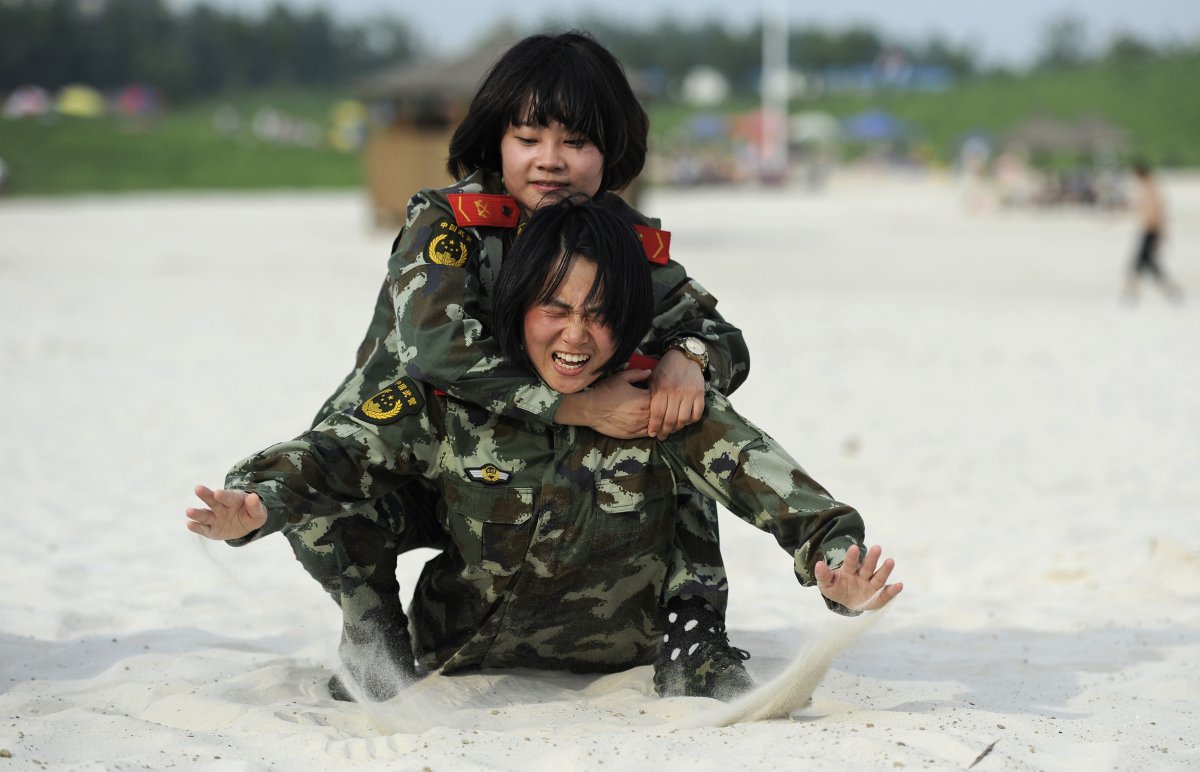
[186,484,267,541]
[815,544,903,612]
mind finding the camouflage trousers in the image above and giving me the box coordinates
[281,475,730,676]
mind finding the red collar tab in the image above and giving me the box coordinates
[448,193,520,228]
[627,353,660,371]
[633,225,671,265]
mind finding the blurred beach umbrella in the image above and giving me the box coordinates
[686,113,728,141]
[329,99,367,152]
[730,108,787,145]
[116,84,160,117]
[681,66,730,106]
[56,84,105,118]
[3,85,51,119]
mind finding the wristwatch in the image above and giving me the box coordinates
[669,337,710,372]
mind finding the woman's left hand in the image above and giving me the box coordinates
[648,348,706,438]
[815,544,903,612]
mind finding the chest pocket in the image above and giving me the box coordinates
[442,482,535,576]
[587,466,674,565]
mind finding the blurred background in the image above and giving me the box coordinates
[1,0,1198,213]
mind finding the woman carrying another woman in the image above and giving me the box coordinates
[288,32,750,699]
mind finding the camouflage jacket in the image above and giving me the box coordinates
[227,379,865,674]
[311,170,750,426]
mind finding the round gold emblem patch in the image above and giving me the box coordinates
[360,394,404,421]
[428,231,469,267]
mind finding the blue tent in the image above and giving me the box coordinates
[843,110,906,142]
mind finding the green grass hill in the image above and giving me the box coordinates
[1,53,1197,196]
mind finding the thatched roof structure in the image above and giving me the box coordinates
[356,33,521,102]
[1005,115,1130,154]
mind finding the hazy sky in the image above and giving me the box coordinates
[171,0,1200,67]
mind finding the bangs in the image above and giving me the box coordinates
[532,251,608,316]
[507,78,606,151]
[492,194,653,376]
[447,32,647,191]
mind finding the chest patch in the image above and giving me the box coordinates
[467,464,512,485]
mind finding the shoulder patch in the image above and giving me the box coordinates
[448,193,520,228]
[633,224,671,265]
[353,378,424,425]
[425,219,474,267]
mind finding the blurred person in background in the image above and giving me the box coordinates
[1124,160,1184,304]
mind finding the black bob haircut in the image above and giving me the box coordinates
[447,31,649,194]
[493,194,654,377]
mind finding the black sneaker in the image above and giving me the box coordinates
[653,596,755,701]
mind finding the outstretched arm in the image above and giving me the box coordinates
[815,544,903,611]
[657,390,901,614]
[186,484,268,541]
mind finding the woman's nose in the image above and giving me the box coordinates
[536,142,564,169]
[562,315,588,342]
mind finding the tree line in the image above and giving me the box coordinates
[1,0,1192,103]
[0,0,417,100]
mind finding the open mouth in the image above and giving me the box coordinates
[552,352,590,373]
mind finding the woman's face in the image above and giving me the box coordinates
[522,256,617,394]
[501,119,605,213]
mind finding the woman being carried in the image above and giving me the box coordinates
[188,196,902,703]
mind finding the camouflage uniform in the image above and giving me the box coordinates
[295,170,749,614]
[226,379,864,675]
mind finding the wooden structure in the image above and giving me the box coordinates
[356,36,518,224]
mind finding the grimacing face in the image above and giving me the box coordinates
[521,255,617,394]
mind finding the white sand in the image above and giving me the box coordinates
[2,171,1198,770]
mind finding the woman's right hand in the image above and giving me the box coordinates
[554,369,653,439]
[186,484,268,541]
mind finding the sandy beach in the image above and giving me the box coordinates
[2,171,1198,771]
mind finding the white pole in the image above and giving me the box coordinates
[761,0,788,183]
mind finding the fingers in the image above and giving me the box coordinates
[814,559,832,589]
[185,506,213,526]
[869,556,896,587]
[841,544,861,574]
[861,581,904,611]
[818,545,903,612]
[652,402,686,439]
[858,544,882,577]
[620,368,653,386]
[194,484,218,508]
[647,398,667,438]
[245,493,268,524]
[185,505,217,538]
[647,394,704,439]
